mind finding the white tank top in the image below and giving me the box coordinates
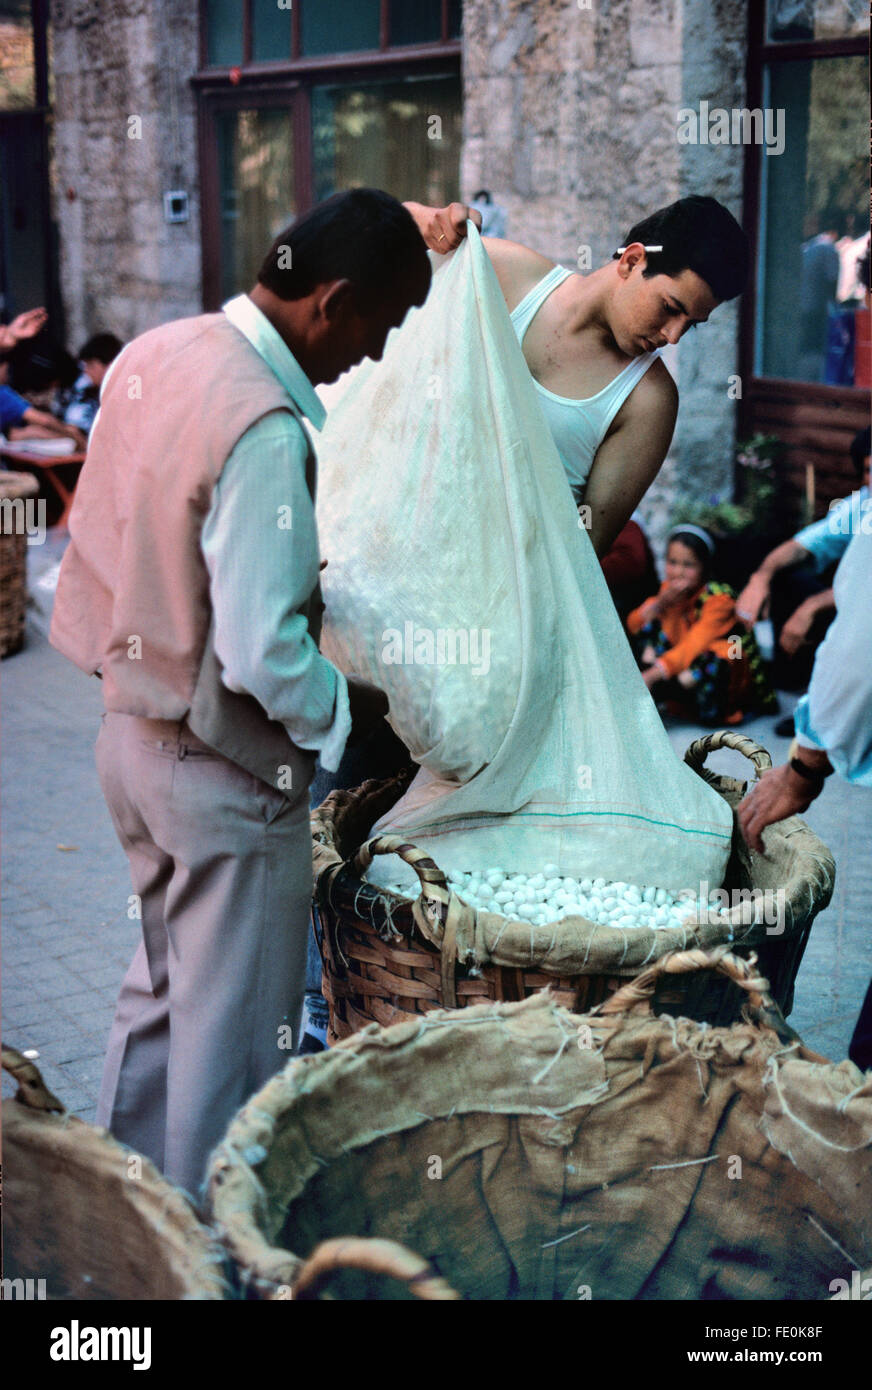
[510,265,662,504]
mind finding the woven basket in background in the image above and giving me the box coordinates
[0,471,39,658]
[2,1046,230,1300]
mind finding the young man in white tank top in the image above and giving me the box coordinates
[403,196,748,557]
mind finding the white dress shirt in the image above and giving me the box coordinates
[200,293,351,772]
[794,527,872,785]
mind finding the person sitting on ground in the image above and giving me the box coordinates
[63,332,124,434]
[628,525,777,727]
[736,424,871,731]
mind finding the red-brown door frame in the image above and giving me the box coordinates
[738,0,869,518]
[197,84,309,311]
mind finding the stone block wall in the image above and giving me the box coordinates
[461,0,749,549]
[50,0,200,349]
[47,0,750,545]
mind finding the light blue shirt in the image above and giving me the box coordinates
[794,527,872,785]
[200,293,351,772]
[793,486,870,573]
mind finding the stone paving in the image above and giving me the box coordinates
[2,539,871,1122]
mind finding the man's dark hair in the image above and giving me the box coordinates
[257,187,430,311]
[78,332,123,365]
[617,196,750,302]
[9,334,78,392]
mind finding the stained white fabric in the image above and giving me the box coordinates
[315,226,733,894]
[509,266,662,504]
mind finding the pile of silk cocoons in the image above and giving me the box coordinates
[438,865,728,930]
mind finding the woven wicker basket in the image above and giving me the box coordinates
[207,950,872,1301]
[1,1046,230,1300]
[311,731,835,1041]
[0,470,39,658]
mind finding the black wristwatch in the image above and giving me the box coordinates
[788,738,833,786]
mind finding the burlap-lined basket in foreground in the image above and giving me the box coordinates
[312,732,835,1041]
[1,1046,230,1300]
[0,470,39,658]
[207,949,872,1301]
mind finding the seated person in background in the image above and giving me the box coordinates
[63,332,123,434]
[0,355,86,451]
[736,425,871,724]
[599,511,660,626]
[629,525,776,727]
[7,330,79,414]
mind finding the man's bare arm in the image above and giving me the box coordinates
[12,406,87,450]
[402,201,551,311]
[581,361,678,557]
[735,539,812,626]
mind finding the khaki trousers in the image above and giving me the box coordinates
[95,712,312,1198]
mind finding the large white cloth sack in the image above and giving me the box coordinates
[316,227,733,895]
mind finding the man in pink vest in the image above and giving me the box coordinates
[50,188,431,1197]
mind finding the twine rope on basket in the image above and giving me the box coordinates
[289,1236,461,1301]
[350,834,486,1008]
[683,729,772,790]
[2,1046,64,1113]
[594,946,801,1044]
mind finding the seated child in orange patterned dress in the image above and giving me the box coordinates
[627,525,776,726]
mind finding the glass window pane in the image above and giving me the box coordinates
[206,0,243,66]
[757,56,868,385]
[448,0,462,39]
[215,107,296,303]
[253,0,292,61]
[766,0,868,42]
[301,0,381,56]
[311,74,462,208]
[0,0,35,109]
[390,0,441,46]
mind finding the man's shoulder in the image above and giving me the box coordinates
[482,237,557,312]
[623,356,679,424]
[124,312,228,357]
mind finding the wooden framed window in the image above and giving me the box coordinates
[740,0,870,520]
[195,0,462,309]
[0,0,53,319]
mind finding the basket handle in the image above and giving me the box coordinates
[348,834,478,1007]
[289,1236,461,1301]
[2,1045,65,1112]
[595,946,799,1043]
[351,833,451,901]
[684,729,772,781]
